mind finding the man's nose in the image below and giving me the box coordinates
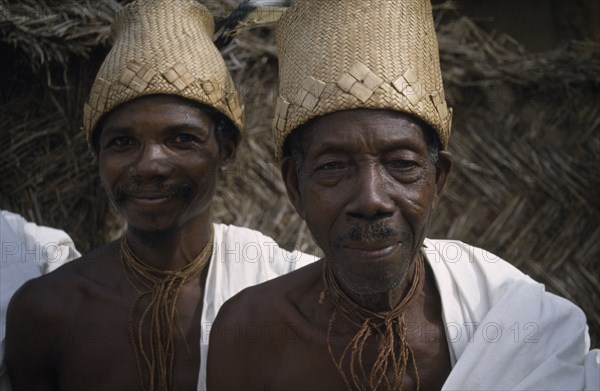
[134,143,173,177]
[346,163,395,219]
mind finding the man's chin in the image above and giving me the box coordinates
[125,215,181,237]
[331,262,404,296]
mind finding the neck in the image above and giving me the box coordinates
[335,254,421,312]
[322,253,425,390]
[125,214,213,271]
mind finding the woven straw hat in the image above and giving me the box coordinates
[83,0,243,149]
[273,0,452,159]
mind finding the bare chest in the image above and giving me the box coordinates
[263,276,452,390]
[55,282,204,391]
[259,311,451,390]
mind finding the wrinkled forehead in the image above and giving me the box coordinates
[298,109,430,156]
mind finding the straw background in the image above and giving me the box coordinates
[0,0,598,346]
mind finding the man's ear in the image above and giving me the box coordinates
[280,156,305,220]
[218,137,237,170]
[432,150,452,209]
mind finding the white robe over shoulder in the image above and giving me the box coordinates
[197,223,318,390]
[424,239,599,391]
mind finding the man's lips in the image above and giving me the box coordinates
[131,192,171,199]
[343,241,402,258]
[127,193,172,206]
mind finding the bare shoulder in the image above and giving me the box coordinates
[8,240,120,314]
[6,240,123,340]
[217,259,324,324]
[5,241,121,389]
[207,260,324,390]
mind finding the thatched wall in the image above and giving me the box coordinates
[1,0,598,346]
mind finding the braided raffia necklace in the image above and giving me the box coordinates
[319,252,424,390]
[120,227,214,391]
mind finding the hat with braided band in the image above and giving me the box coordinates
[83,0,243,149]
[273,0,451,159]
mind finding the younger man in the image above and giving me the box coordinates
[5,1,315,390]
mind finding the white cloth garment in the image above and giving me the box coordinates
[0,210,80,390]
[424,239,600,391]
[197,223,318,390]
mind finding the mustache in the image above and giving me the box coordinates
[346,221,409,242]
[115,180,195,202]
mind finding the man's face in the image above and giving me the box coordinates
[282,109,450,295]
[97,95,234,234]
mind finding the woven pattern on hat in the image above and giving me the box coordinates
[337,62,384,103]
[273,0,452,159]
[83,0,243,149]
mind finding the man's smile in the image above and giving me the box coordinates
[115,181,195,204]
[128,194,172,207]
[342,240,402,259]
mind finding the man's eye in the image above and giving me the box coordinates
[173,134,196,144]
[388,159,417,169]
[110,136,134,147]
[318,161,343,170]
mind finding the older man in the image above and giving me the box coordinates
[4,0,315,390]
[208,1,599,390]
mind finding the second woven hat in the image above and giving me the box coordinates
[83,0,244,148]
[273,0,452,159]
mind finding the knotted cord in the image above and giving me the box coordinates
[120,227,214,391]
[320,252,424,390]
